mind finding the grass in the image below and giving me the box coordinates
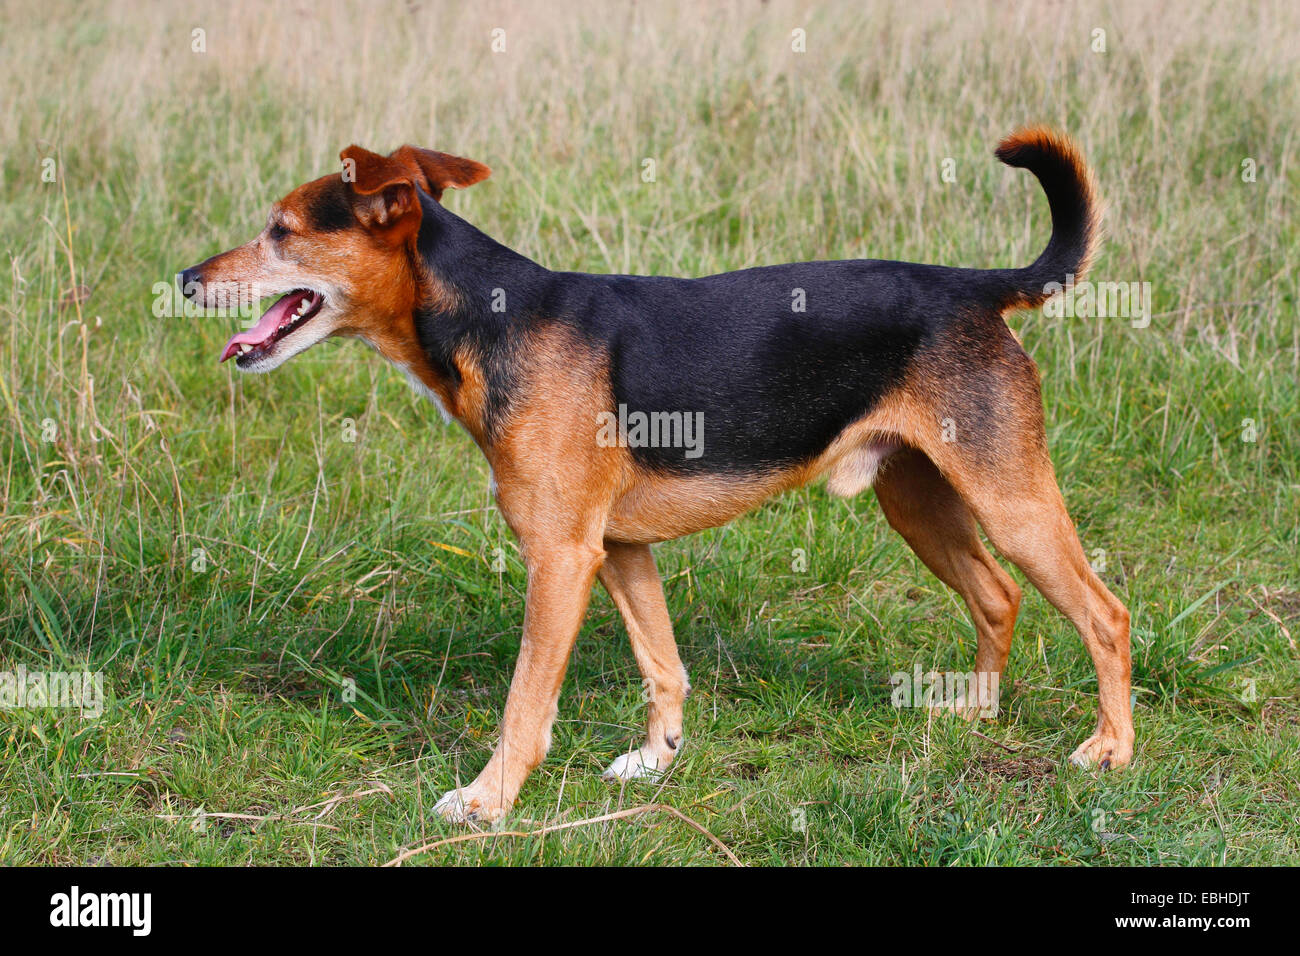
[1,0,1297,865]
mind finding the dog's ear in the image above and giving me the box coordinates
[389,146,491,202]
[339,145,423,242]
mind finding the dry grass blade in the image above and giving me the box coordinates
[155,783,394,832]
[384,802,743,867]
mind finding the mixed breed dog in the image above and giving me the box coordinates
[180,127,1133,822]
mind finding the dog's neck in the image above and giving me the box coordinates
[402,196,552,443]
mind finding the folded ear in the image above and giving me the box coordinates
[339,145,422,241]
[389,146,491,202]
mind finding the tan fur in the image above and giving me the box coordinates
[607,467,805,543]
[606,392,919,542]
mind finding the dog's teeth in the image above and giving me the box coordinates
[239,343,252,354]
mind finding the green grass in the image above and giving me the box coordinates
[1,0,1297,865]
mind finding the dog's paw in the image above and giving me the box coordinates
[434,785,510,824]
[602,747,666,782]
[1068,731,1133,771]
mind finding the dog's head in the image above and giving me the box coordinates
[179,145,490,372]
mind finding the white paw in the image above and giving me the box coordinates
[433,788,474,822]
[433,785,507,824]
[602,747,666,782]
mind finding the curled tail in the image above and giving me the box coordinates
[995,127,1101,308]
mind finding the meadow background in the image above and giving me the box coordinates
[0,0,1296,865]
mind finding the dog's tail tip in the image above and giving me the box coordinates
[994,126,1079,169]
[995,126,1102,308]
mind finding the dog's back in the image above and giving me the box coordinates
[538,127,1098,476]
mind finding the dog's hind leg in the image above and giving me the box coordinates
[597,541,689,781]
[874,447,1021,716]
[908,329,1134,768]
[943,451,1134,768]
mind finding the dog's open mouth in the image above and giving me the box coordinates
[219,289,325,365]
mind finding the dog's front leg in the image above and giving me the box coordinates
[435,538,606,823]
[598,541,689,781]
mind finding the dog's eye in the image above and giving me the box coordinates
[268,222,290,241]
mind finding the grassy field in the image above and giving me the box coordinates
[1,0,1297,865]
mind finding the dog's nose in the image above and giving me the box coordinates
[178,267,201,297]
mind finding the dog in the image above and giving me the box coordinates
[179,128,1134,823]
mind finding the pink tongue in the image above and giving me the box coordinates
[219,291,310,363]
